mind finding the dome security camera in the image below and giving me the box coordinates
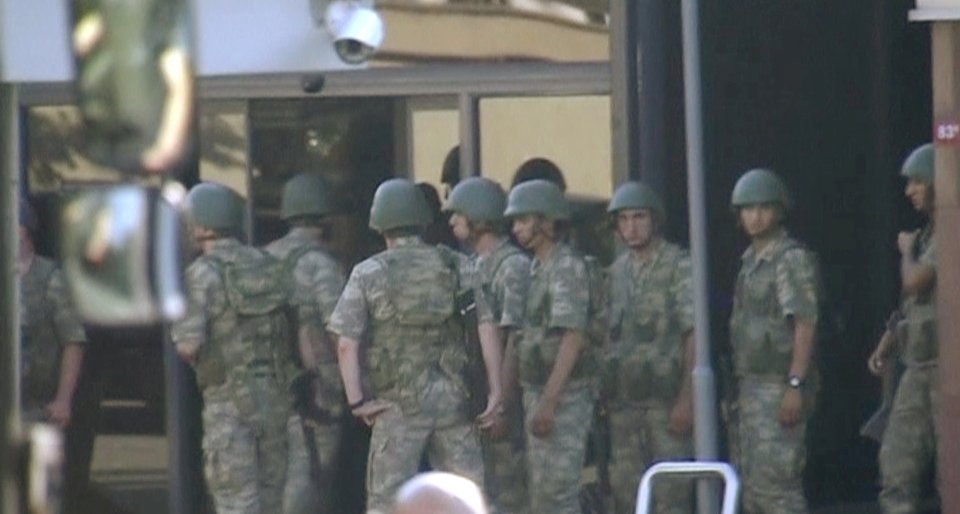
[325,1,385,65]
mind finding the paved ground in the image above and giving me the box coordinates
[87,434,168,514]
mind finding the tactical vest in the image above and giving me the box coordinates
[729,240,808,378]
[902,225,938,365]
[605,245,685,403]
[20,258,60,411]
[366,245,467,413]
[195,249,299,397]
[520,246,606,388]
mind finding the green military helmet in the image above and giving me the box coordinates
[186,182,245,234]
[900,143,934,184]
[281,173,334,220]
[369,178,431,232]
[607,181,665,219]
[730,168,790,209]
[503,179,570,220]
[443,177,507,223]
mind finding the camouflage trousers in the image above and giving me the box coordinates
[879,364,940,514]
[731,377,809,514]
[482,394,529,514]
[366,373,484,514]
[283,414,342,514]
[201,391,291,514]
[523,385,595,514]
[608,402,693,514]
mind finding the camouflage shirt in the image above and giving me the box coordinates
[20,257,87,412]
[170,238,292,401]
[475,238,530,328]
[901,221,938,363]
[264,229,345,365]
[518,242,595,388]
[329,236,469,410]
[605,240,693,403]
[729,229,819,378]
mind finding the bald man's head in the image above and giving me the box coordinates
[392,472,488,514]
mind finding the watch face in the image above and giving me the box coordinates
[789,376,802,388]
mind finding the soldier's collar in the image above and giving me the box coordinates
[391,235,424,248]
[742,228,788,262]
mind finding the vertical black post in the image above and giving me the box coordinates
[1,83,22,514]
[610,0,639,187]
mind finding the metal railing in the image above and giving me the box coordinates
[634,461,740,514]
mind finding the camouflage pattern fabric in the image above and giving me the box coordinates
[603,241,693,514]
[728,230,819,514]
[604,241,693,404]
[201,386,291,514]
[607,406,692,514]
[518,243,597,388]
[523,386,595,514]
[732,378,810,514]
[264,230,347,514]
[518,242,598,514]
[328,236,484,514]
[899,223,938,365]
[475,239,531,514]
[475,239,530,328]
[282,414,343,514]
[264,228,347,417]
[880,221,939,514]
[171,238,292,514]
[19,257,87,416]
[879,365,940,514]
[730,230,819,380]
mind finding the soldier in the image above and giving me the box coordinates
[867,143,940,514]
[603,182,694,514]
[444,176,531,514]
[18,199,89,511]
[503,179,603,514]
[264,173,346,514]
[171,182,294,514]
[728,168,819,514]
[331,178,501,514]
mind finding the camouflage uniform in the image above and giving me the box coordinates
[475,239,531,514]
[171,239,293,514]
[20,257,87,419]
[519,242,598,514]
[729,229,819,514]
[264,228,346,514]
[328,236,484,514]
[879,223,939,514]
[604,241,693,514]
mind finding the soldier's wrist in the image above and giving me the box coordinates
[348,397,367,411]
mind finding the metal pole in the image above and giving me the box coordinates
[930,19,960,514]
[679,0,720,513]
[458,93,480,178]
[609,0,639,186]
[1,83,22,514]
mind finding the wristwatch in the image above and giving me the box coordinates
[787,375,805,390]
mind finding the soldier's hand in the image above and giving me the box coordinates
[868,331,895,376]
[45,400,72,429]
[531,401,556,439]
[778,389,803,427]
[476,394,503,430]
[897,230,918,256]
[352,399,390,426]
[668,396,693,435]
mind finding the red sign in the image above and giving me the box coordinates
[934,118,960,145]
